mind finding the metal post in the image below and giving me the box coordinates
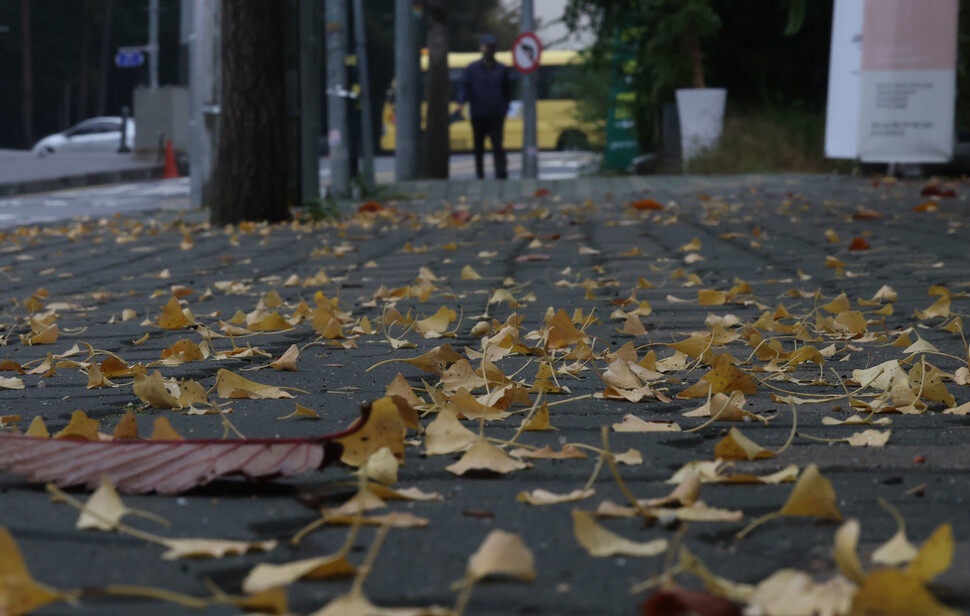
[148,0,159,88]
[326,0,351,198]
[118,105,131,152]
[189,0,220,209]
[520,0,538,179]
[353,0,375,192]
[394,0,420,182]
[299,0,321,203]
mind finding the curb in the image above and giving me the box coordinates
[0,165,165,198]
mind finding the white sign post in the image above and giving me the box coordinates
[823,0,863,159]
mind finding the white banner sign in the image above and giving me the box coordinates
[825,0,958,163]
[824,0,863,159]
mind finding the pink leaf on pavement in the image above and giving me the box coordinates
[0,404,371,494]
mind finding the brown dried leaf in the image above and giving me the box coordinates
[465,529,536,582]
[214,369,296,400]
[572,510,667,557]
[445,438,530,475]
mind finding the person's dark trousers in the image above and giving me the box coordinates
[471,116,507,179]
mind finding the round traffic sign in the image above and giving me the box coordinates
[512,32,542,74]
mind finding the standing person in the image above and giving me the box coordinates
[456,33,511,179]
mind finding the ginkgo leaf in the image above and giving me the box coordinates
[465,529,536,582]
[133,371,183,409]
[572,510,667,557]
[833,519,866,584]
[679,365,757,398]
[214,369,296,400]
[748,569,855,616]
[445,438,530,476]
[278,403,321,421]
[243,555,356,594]
[357,447,399,486]
[737,464,841,538]
[508,445,587,460]
[424,409,478,455]
[158,338,205,365]
[612,414,680,432]
[269,344,300,371]
[0,405,369,493]
[871,499,919,567]
[76,475,170,531]
[336,396,416,467]
[159,537,276,560]
[851,569,959,616]
[0,527,66,615]
[846,429,890,447]
[0,375,25,390]
[520,403,554,431]
[157,295,196,329]
[413,306,457,338]
[778,464,842,520]
[714,428,773,460]
[517,488,595,505]
[908,523,953,583]
[53,410,100,440]
[642,471,702,507]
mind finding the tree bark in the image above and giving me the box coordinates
[212,0,289,225]
[20,0,34,146]
[421,0,449,179]
[96,0,113,117]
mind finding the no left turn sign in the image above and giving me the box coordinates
[512,32,542,74]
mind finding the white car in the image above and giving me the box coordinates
[31,117,136,156]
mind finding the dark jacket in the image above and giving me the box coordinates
[457,59,511,120]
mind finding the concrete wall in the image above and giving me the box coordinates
[133,86,191,153]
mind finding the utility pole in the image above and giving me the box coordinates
[394,0,420,182]
[148,0,159,88]
[352,0,375,193]
[189,0,220,209]
[325,0,351,199]
[520,0,538,179]
[298,0,321,204]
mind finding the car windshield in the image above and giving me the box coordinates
[66,120,121,136]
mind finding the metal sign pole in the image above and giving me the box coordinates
[325,0,351,199]
[353,0,375,193]
[394,0,420,182]
[520,0,538,179]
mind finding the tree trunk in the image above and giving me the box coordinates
[97,0,113,116]
[20,0,34,146]
[681,23,705,89]
[212,0,289,225]
[421,0,449,179]
[79,0,91,121]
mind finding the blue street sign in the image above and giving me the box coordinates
[115,51,145,69]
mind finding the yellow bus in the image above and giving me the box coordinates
[380,49,600,153]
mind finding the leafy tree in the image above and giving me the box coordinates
[564,0,816,150]
[212,0,288,225]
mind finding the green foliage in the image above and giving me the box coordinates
[565,0,828,152]
[686,106,835,174]
[305,196,342,222]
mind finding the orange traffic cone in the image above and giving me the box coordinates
[163,140,179,179]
